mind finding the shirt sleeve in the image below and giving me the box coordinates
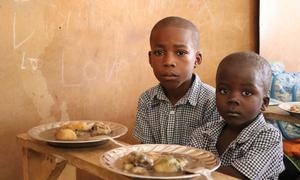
[188,124,210,149]
[203,94,221,124]
[133,94,155,144]
[232,128,285,179]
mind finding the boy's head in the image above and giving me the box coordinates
[148,16,202,92]
[215,51,272,127]
[150,16,200,49]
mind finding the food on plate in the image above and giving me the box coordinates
[54,121,112,140]
[153,155,183,173]
[90,121,112,136]
[130,166,148,175]
[55,128,77,140]
[121,151,198,176]
[61,121,89,131]
[290,104,300,113]
[123,151,155,173]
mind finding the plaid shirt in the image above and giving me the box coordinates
[188,114,285,180]
[133,74,220,145]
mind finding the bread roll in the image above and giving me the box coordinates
[61,121,89,131]
[290,105,300,113]
[153,155,182,173]
[55,128,77,140]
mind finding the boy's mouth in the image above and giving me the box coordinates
[225,111,241,117]
[161,73,178,80]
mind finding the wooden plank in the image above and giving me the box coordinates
[264,106,300,124]
[17,133,237,180]
[191,171,239,180]
[17,134,130,180]
[46,156,67,180]
[21,148,67,180]
[22,148,29,180]
[77,169,103,180]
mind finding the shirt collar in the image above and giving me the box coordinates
[202,118,225,139]
[150,74,202,107]
[149,86,168,106]
[183,74,202,106]
[236,113,266,144]
[200,113,266,143]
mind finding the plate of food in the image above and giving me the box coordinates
[278,102,300,117]
[100,144,220,179]
[28,120,128,147]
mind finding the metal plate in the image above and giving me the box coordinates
[278,102,300,118]
[28,120,127,147]
[100,144,220,179]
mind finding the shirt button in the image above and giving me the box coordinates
[170,110,175,115]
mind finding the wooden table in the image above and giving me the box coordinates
[264,106,300,124]
[17,133,237,180]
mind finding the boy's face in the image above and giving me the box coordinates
[149,26,201,91]
[216,64,269,127]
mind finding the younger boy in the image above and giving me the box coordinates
[189,52,285,179]
[133,16,220,145]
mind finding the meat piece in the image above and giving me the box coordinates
[90,121,112,136]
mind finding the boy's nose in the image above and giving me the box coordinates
[228,98,240,105]
[227,92,240,105]
[163,53,176,67]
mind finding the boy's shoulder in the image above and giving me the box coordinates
[246,115,282,141]
[138,84,161,102]
[190,74,216,102]
[192,74,215,93]
[259,120,282,138]
[199,81,215,95]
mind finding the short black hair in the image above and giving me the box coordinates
[150,16,200,49]
[216,51,272,95]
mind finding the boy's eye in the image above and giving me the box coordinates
[242,91,252,96]
[153,50,164,56]
[219,88,229,95]
[176,50,187,56]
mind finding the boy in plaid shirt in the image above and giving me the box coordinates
[134,16,220,145]
[189,52,285,179]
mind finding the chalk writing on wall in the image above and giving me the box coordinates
[13,13,35,49]
[60,51,101,87]
[21,51,39,71]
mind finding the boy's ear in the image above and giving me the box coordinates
[148,51,152,65]
[194,51,202,68]
[261,96,270,111]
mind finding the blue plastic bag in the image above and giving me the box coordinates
[276,121,300,140]
[292,82,300,101]
[271,73,298,102]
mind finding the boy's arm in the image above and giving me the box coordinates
[188,122,248,179]
[133,95,155,144]
[230,128,284,179]
[203,97,221,123]
[188,124,210,149]
[188,124,249,179]
[217,166,248,179]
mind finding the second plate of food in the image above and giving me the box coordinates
[28,120,128,147]
[278,102,300,118]
[100,144,220,179]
